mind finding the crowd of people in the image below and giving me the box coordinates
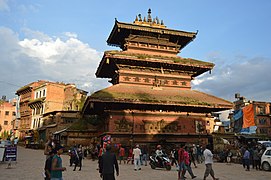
[95,143,219,180]
[42,134,269,180]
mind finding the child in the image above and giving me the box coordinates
[51,145,66,180]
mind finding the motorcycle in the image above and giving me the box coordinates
[149,154,171,171]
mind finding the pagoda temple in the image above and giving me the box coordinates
[82,9,233,147]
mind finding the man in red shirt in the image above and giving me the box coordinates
[178,144,186,180]
[119,145,126,164]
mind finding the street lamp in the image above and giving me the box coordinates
[131,111,135,146]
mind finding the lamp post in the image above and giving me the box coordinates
[131,111,135,146]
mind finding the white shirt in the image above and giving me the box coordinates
[203,148,213,164]
[156,149,163,156]
[133,148,141,159]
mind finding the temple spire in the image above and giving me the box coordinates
[147,8,152,22]
[133,9,166,28]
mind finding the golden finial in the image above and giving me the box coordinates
[135,15,138,22]
[147,8,152,22]
[143,16,146,22]
[138,14,142,21]
[161,20,164,25]
[156,16,160,24]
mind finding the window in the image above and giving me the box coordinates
[265,150,271,156]
[134,77,140,82]
[12,112,16,116]
[36,92,38,98]
[172,80,178,85]
[4,121,8,125]
[259,128,268,134]
[5,111,9,116]
[43,89,46,97]
[259,118,267,125]
[258,106,265,115]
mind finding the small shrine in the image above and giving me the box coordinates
[83,9,233,147]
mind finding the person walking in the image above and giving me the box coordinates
[141,145,148,166]
[126,147,133,164]
[44,148,55,180]
[99,144,119,180]
[133,144,142,171]
[170,148,178,169]
[183,146,197,179]
[178,144,186,180]
[253,146,260,170]
[189,146,197,168]
[73,144,83,171]
[118,145,126,164]
[51,145,66,180]
[203,144,219,180]
[243,147,250,171]
[44,134,54,159]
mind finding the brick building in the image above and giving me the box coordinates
[83,10,233,148]
[232,95,271,138]
[0,97,16,139]
[16,81,88,141]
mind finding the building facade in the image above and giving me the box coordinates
[232,95,271,138]
[16,81,88,141]
[83,10,233,148]
[0,98,16,139]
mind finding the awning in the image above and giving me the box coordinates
[53,128,67,135]
[46,124,57,128]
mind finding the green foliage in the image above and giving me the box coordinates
[68,118,89,130]
[92,90,211,106]
[104,50,214,67]
[85,115,105,126]
[68,115,104,130]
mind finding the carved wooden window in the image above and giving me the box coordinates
[134,77,140,82]
[173,80,178,85]
[144,78,150,83]
[164,80,169,85]
[258,106,265,115]
[259,128,268,134]
[124,76,130,81]
[259,118,267,125]
[181,81,187,86]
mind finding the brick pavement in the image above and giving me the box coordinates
[0,146,270,180]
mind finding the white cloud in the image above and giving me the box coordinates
[192,53,271,102]
[0,0,9,11]
[1,26,271,104]
[0,27,109,99]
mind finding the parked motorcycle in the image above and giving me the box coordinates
[149,154,171,171]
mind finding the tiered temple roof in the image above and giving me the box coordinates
[83,9,233,115]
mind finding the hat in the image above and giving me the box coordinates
[55,145,64,151]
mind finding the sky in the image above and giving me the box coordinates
[1,0,271,104]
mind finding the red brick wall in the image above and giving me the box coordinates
[108,111,208,135]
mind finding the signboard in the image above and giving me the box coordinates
[0,147,5,161]
[5,146,17,162]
